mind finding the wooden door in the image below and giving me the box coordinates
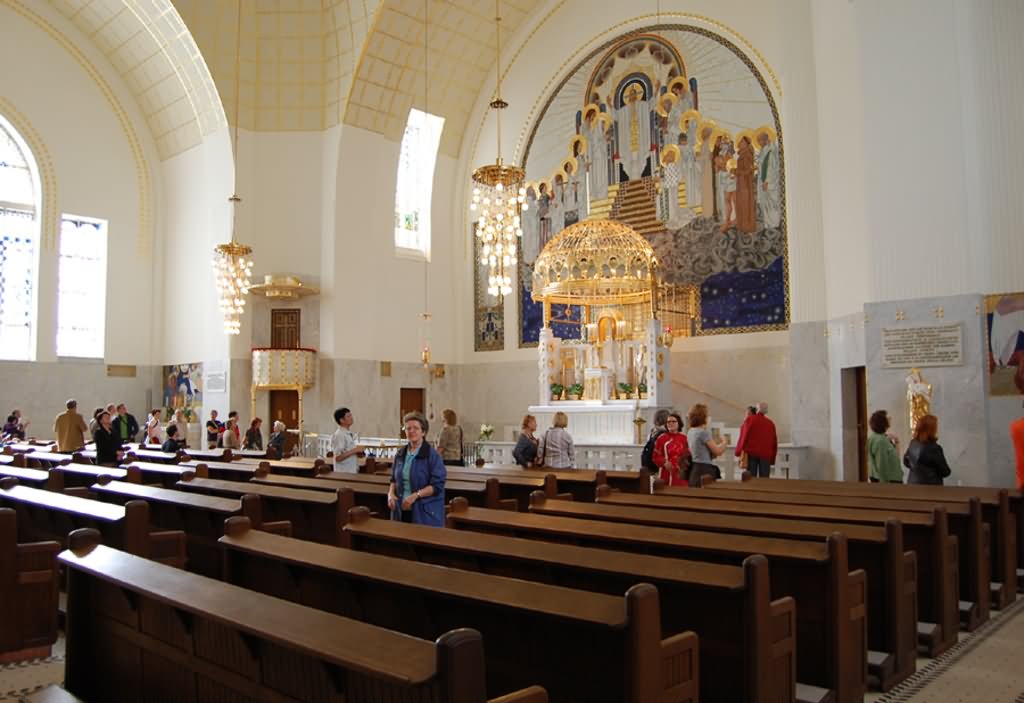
[271,309,300,349]
[399,388,425,439]
[269,390,299,454]
[855,366,868,482]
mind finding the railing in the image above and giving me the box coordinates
[251,348,317,388]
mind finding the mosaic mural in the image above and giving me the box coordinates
[518,25,788,347]
[986,292,1024,396]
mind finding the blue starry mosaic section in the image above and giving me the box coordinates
[519,262,583,346]
[699,257,785,331]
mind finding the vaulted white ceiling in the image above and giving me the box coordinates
[48,0,542,161]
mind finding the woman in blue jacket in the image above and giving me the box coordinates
[388,411,447,527]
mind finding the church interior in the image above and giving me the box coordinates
[2,0,1024,701]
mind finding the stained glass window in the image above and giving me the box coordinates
[0,118,38,361]
[56,216,107,358]
[394,109,444,255]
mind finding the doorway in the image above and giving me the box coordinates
[399,387,425,439]
[840,366,868,481]
[271,309,300,349]
[269,390,299,455]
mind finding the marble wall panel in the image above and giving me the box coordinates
[865,294,990,486]
[789,321,833,479]
[0,360,161,436]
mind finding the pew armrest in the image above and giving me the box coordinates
[488,685,548,703]
[769,596,797,701]
[63,487,91,499]
[148,530,187,570]
[259,520,293,538]
[497,498,518,512]
[660,630,699,703]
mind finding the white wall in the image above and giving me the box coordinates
[0,1,160,366]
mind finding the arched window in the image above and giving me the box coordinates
[394,108,444,257]
[56,215,107,358]
[0,116,40,361]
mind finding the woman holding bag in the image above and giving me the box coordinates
[653,412,690,486]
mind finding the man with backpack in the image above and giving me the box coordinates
[641,409,671,472]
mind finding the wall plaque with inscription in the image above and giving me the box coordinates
[881,323,964,368]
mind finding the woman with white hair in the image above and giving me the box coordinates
[267,420,287,459]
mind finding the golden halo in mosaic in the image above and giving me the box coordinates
[531,219,658,307]
[659,144,681,166]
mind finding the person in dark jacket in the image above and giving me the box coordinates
[161,424,184,454]
[94,411,124,466]
[903,414,952,485]
[112,403,139,444]
[512,414,540,467]
[244,418,263,450]
[267,420,287,459]
[387,411,446,527]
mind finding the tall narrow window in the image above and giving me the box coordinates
[0,116,39,361]
[56,216,107,358]
[394,108,444,256]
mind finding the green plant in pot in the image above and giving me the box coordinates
[567,383,584,400]
[638,382,648,399]
[550,383,564,401]
[617,382,633,400]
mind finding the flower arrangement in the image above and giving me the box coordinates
[479,423,495,441]
[567,383,584,399]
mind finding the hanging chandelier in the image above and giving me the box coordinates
[470,0,526,299]
[211,0,254,335]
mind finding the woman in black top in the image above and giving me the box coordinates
[244,418,264,450]
[903,414,952,485]
[94,411,123,466]
[512,414,539,467]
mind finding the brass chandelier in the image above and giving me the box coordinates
[212,0,254,335]
[471,0,526,299]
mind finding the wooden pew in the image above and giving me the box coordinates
[255,469,513,510]
[663,480,992,628]
[0,465,61,491]
[123,461,208,488]
[89,475,278,576]
[21,452,72,469]
[0,508,60,662]
[124,448,182,464]
[51,464,128,494]
[182,447,231,462]
[546,488,942,666]
[234,456,324,477]
[0,478,184,568]
[602,485,979,632]
[465,466,609,501]
[447,498,865,703]
[0,453,28,468]
[178,459,259,481]
[176,472,350,546]
[718,477,1018,608]
[61,532,548,703]
[423,469,554,510]
[343,508,794,703]
[233,448,269,459]
[220,519,698,703]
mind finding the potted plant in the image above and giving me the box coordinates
[567,383,584,400]
[617,382,633,400]
[550,383,564,401]
[638,383,648,399]
[478,424,494,441]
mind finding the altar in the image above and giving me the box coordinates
[528,219,676,444]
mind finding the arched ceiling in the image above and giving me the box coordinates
[344,0,541,158]
[49,0,226,159]
[46,0,541,160]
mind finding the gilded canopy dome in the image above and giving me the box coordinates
[531,219,658,306]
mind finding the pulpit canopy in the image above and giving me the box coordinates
[531,219,657,307]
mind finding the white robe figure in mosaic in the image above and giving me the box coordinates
[550,174,566,236]
[615,83,653,181]
[522,184,541,264]
[665,79,692,146]
[756,129,782,229]
[564,158,586,221]
[679,132,698,214]
[584,109,612,200]
[658,144,694,230]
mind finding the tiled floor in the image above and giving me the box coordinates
[0,638,64,702]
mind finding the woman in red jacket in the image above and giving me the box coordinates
[653,412,690,486]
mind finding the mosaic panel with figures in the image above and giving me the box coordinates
[474,230,505,351]
[517,24,789,347]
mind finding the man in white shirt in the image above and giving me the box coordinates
[331,407,361,473]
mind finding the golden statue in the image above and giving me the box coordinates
[905,368,932,432]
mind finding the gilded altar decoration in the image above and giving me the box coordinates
[248,275,319,300]
[251,347,317,439]
[905,368,933,432]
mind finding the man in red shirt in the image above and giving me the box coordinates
[1011,411,1024,492]
[736,402,778,478]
